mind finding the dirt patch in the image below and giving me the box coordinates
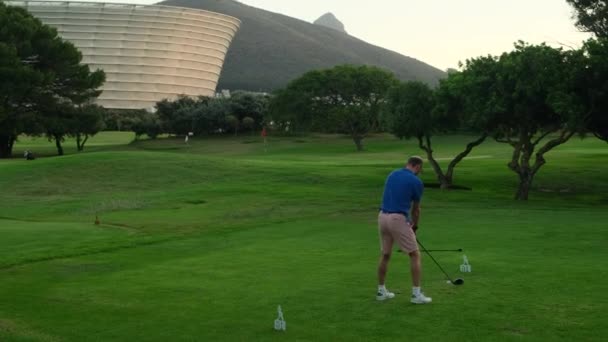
[0,319,17,332]
[0,318,60,341]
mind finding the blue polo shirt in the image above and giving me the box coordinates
[380,168,423,218]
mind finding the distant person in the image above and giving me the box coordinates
[376,156,431,304]
[24,150,35,160]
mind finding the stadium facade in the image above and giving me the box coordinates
[6,1,241,110]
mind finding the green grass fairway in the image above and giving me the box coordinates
[1,133,607,341]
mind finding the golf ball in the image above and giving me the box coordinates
[446,280,452,284]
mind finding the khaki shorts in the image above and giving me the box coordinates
[378,212,418,254]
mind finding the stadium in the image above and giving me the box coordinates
[6,1,241,110]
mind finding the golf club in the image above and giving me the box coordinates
[397,248,463,253]
[417,239,464,286]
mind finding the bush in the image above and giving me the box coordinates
[103,109,149,131]
[226,115,239,135]
[131,112,162,140]
[242,117,255,134]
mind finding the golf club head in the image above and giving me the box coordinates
[452,278,464,285]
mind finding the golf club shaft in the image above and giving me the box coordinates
[397,248,462,253]
[417,239,456,282]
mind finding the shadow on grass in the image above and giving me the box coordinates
[4,144,138,160]
[424,183,472,191]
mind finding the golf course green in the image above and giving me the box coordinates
[1,132,606,341]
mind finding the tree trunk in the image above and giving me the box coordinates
[428,157,451,189]
[353,135,364,151]
[418,135,450,189]
[0,134,15,158]
[8,136,14,156]
[515,171,534,200]
[594,131,608,142]
[81,134,89,151]
[504,130,574,201]
[76,134,83,151]
[76,134,89,151]
[54,134,64,156]
[445,134,488,187]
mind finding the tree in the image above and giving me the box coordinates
[154,96,238,136]
[267,87,315,134]
[42,101,73,156]
[575,38,608,141]
[40,53,105,156]
[38,60,105,155]
[103,109,149,132]
[72,105,105,151]
[270,65,398,150]
[131,110,161,140]
[566,0,608,37]
[0,3,49,157]
[225,114,239,135]
[155,96,197,136]
[565,3,608,141]
[462,42,584,200]
[241,116,255,134]
[229,91,268,131]
[385,80,487,189]
[0,2,105,157]
[192,97,230,135]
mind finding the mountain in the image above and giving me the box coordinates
[314,12,346,33]
[159,0,445,92]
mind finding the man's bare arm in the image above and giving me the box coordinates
[411,202,421,228]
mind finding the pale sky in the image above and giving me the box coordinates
[71,0,592,70]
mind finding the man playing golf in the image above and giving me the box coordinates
[376,156,432,304]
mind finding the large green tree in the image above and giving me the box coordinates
[575,38,608,141]
[155,95,198,136]
[462,43,585,200]
[229,91,269,132]
[269,65,398,150]
[192,97,230,135]
[72,104,106,152]
[566,0,608,37]
[565,3,608,141]
[154,96,236,136]
[130,110,161,140]
[0,3,46,157]
[40,52,105,155]
[0,2,104,157]
[266,86,316,134]
[385,80,487,189]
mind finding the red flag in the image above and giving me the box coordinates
[261,128,267,137]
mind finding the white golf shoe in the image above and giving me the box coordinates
[376,288,395,301]
[410,292,432,304]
